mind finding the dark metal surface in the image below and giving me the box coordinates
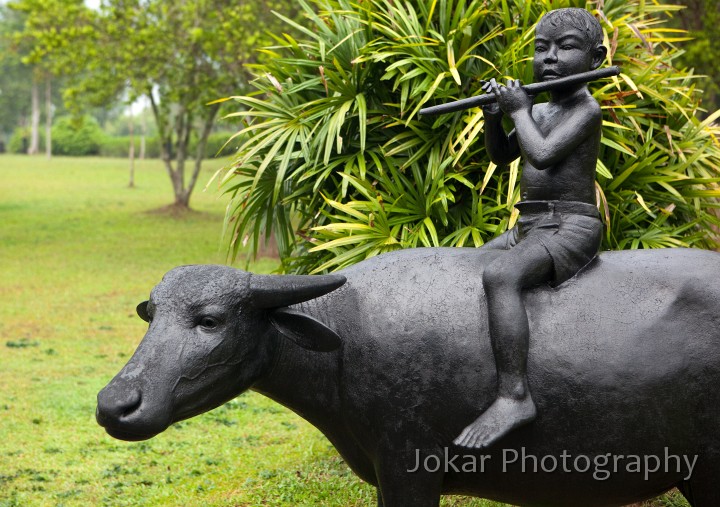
[419,66,620,116]
[97,247,720,506]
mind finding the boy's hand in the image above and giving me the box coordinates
[483,78,533,116]
[480,80,503,118]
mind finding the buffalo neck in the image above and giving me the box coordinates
[251,299,343,426]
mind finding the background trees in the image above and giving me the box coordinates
[4,0,92,157]
[1,0,299,209]
[218,0,720,273]
[0,5,32,150]
[675,0,720,113]
[79,0,298,208]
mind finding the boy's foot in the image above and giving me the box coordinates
[453,395,537,449]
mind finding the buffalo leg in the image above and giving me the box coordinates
[680,477,720,506]
[375,450,444,507]
[678,456,720,507]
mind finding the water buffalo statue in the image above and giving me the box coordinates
[96,247,720,506]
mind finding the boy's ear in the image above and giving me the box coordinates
[591,45,608,70]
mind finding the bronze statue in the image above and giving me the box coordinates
[450,7,610,450]
[97,250,720,506]
[419,66,619,116]
[96,7,720,507]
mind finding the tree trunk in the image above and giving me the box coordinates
[149,92,182,204]
[170,106,193,209]
[140,99,147,160]
[45,78,52,160]
[174,188,191,208]
[184,104,220,209]
[28,76,40,155]
[128,109,135,188]
[176,106,189,192]
[148,93,219,211]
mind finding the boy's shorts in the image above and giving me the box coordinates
[484,200,603,286]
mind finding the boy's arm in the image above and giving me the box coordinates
[484,113,521,165]
[481,80,521,165]
[488,79,602,170]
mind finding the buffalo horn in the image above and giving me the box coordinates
[249,274,346,309]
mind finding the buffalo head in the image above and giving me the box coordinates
[96,265,345,441]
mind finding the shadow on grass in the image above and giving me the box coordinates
[144,203,210,218]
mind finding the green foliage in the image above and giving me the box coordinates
[50,115,104,156]
[0,5,33,139]
[3,0,83,157]
[8,126,44,154]
[218,0,720,274]
[82,0,302,207]
[674,0,720,112]
[7,0,91,74]
[99,135,162,159]
[98,132,236,159]
[205,131,242,158]
[6,0,300,207]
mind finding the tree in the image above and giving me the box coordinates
[5,0,298,207]
[57,0,300,209]
[674,0,720,113]
[6,0,92,157]
[0,5,33,145]
[217,0,720,274]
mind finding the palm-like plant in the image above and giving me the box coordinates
[216,0,720,274]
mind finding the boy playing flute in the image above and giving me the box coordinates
[454,8,608,449]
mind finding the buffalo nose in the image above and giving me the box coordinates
[96,387,142,425]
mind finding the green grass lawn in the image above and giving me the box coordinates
[0,154,688,507]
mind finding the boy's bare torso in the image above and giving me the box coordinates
[518,95,601,204]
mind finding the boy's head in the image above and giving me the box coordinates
[533,8,607,82]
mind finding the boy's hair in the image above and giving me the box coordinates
[537,8,604,49]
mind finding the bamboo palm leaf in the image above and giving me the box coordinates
[218,0,720,275]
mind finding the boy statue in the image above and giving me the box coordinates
[454,8,608,449]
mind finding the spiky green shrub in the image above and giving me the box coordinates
[217,0,720,274]
[51,115,105,156]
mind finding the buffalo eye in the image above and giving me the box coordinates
[198,316,219,330]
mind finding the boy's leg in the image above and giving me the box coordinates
[454,239,553,449]
[478,227,518,251]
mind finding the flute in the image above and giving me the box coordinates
[418,66,620,116]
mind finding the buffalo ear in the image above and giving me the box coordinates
[249,274,346,309]
[136,301,150,323]
[269,307,341,352]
